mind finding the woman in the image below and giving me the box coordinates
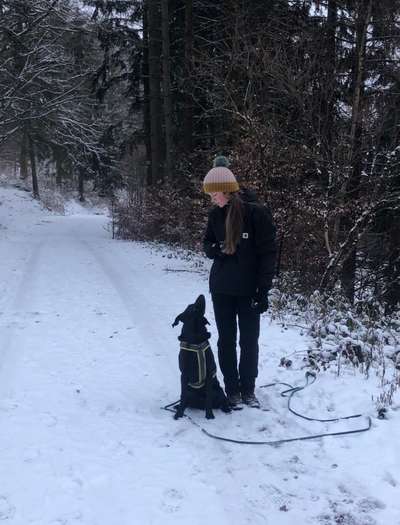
[203,156,277,408]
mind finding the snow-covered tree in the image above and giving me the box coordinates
[0,0,107,197]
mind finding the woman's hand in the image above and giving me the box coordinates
[252,288,269,314]
[210,242,228,259]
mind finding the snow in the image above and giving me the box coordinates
[63,198,106,217]
[0,184,399,525]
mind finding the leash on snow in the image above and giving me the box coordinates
[162,371,372,446]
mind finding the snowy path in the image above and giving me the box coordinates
[0,186,399,525]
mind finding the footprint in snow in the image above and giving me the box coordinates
[161,488,184,513]
[0,495,16,520]
[23,448,42,463]
[357,497,386,512]
[100,404,120,417]
[383,471,397,487]
[316,510,377,525]
[41,412,58,427]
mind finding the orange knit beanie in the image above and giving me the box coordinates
[203,156,239,193]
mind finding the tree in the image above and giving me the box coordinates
[146,0,163,184]
[84,0,144,191]
[0,0,107,197]
[161,0,173,179]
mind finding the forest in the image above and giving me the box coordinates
[1,0,399,310]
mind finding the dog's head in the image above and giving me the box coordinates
[172,294,210,344]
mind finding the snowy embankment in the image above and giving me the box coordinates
[0,184,399,525]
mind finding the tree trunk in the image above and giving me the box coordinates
[147,0,163,185]
[321,0,337,156]
[320,1,337,267]
[161,0,173,180]
[20,130,29,180]
[55,147,63,186]
[142,2,152,185]
[385,221,400,312]
[78,168,85,202]
[339,0,372,301]
[183,0,193,152]
[28,134,39,199]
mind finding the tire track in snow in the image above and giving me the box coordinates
[78,238,179,388]
[60,220,313,524]
[79,239,279,524]
[68,239,240,524]
[77,238,187,421]
[81,240,172,344]
[0,241,43,395]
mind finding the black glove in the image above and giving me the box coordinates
[252,287,269,314]
[209,242,227,260]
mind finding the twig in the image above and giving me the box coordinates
[163,268,203,274]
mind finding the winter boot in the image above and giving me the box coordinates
[242,391,260,409]
[227,393,243,410]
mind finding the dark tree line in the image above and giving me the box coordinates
[1,0,399,309]
[133,0,400,310]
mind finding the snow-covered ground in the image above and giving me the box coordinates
[0,184,399,525]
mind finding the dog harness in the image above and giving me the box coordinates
[179,341,216,389]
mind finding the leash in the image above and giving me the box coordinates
[162,372,372,446]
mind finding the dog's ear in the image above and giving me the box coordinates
[172,313,183,327]
[194,294,206,316]
[172,304,192,326]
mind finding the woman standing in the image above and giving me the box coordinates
[203,156,277,408]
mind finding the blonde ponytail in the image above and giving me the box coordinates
[224,192,243,254]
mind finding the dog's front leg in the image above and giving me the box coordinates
[205,375,215,419]
[220,394,232,414]
[174,374,189,420]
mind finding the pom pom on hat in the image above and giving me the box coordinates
[213,155,230,168]
[203,155,239,194]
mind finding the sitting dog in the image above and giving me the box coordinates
[172,294,231,419]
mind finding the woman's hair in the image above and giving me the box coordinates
[224,192,243,254]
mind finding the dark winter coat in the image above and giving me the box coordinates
[203,192,277,297]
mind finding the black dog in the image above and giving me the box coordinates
[172,294,231,419]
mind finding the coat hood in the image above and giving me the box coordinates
[239,188,259,203]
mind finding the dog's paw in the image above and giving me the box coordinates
[174,411,184,420]
[221,406,232,413]
[205,410,215,419]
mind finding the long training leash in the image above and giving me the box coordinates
[162,372,372,446]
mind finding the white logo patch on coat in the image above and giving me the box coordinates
[242,232,249,239]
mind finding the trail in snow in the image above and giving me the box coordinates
[0,185,399,525]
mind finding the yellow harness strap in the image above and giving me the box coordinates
[180,341,214,389]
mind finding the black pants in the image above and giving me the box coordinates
[211,294,260,396]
